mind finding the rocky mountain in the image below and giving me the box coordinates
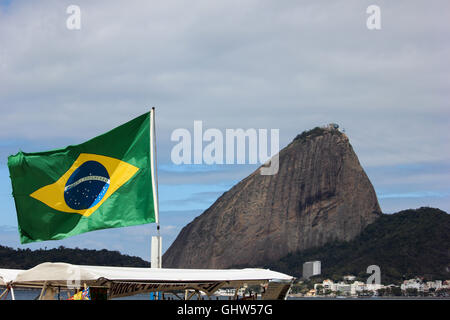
[163,126,382,268]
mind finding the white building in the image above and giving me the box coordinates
[351,281,366,295]
[366,283,383,291]
[401,278,425,292]
[322,279,334,291]
[335,283,351,295]
[425,280,442,290]
[303,261,321,280]
[343,275,356,282]
[315,279,384,296]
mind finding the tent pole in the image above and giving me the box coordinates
[10,286,15,300]
[0,287,9,300]
[38,281,47,300]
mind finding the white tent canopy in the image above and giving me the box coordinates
[0,269,21,286]
[0,262,294,300]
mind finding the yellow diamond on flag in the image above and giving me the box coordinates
[30,153,139,217]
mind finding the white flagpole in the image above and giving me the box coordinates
[150,107,162,268]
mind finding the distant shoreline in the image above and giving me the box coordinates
[2,288,449,300]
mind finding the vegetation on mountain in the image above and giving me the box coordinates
[293,126,336,141]
[0,245,150,269]
[258,207,450,284]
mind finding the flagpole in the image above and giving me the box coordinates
[150,107,162,268]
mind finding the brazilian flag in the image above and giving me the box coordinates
[7,112,155,244]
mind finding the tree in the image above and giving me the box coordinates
[405,288,418,296]
[390,286,402,296]
[315,285,324,295]
[377,288,386,296]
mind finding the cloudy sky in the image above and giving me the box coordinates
[0,0,449,261]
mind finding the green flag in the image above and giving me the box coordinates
[7,112,155,244]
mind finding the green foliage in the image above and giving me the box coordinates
[294,127,326,141]
[293,126,341,143]
[0,245,150,269]
[405,288,418,296]
[261,207,450,284]
[377,286,402,296]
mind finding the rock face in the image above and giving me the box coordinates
[163,126,382,269]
